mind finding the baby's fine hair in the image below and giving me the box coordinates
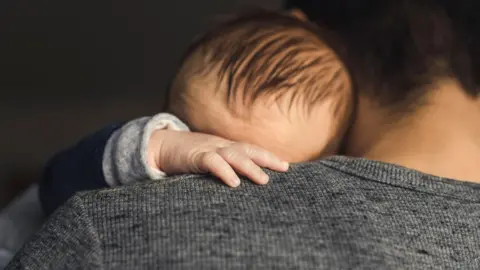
[168,10,350,117]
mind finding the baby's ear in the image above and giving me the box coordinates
[287,8,309,22]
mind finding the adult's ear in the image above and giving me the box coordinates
[287,8,308,22]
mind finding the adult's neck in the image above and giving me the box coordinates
[345,80,480,183]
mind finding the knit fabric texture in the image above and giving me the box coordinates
[8,156,480,269]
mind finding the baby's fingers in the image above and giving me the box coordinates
[217,148,270,185]
[196,152,241,188]
[235,144,289,172]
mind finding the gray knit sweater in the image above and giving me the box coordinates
[7,156,480,269]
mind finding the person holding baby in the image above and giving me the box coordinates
[8,0,480,269]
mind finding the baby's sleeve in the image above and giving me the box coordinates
[102,113,189,187]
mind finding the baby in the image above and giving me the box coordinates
[105,10,353,188]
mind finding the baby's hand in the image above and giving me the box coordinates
[148,130,289,187]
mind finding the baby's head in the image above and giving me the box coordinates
[167,11,352,162]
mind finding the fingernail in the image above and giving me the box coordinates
[262,174,270,184]
[282,161,289,170]
[232,177,241,187]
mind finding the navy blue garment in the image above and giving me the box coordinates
[39,123,124,216]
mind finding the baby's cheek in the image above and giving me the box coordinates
[249,121,336,163]
[284,124,332,162]
[271,139,327,163]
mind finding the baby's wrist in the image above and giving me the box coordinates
[147,129,169,173]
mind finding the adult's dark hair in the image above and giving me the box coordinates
[290,0,479,110]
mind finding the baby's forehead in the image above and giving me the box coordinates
[241,85,348,122]
[187,88,350,162]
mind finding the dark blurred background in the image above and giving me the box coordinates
[0,0,281,208]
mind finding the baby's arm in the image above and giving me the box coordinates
[107,112,289,187]
[104,113,289,189]
[40,113,288,216]
[147,129,289,188]
[39,114,187,216]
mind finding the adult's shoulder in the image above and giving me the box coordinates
[67,159,359,268]
[72,158,360,239]
[62,158,389,269]
[14,157,480,268]
[76,158,348,209]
